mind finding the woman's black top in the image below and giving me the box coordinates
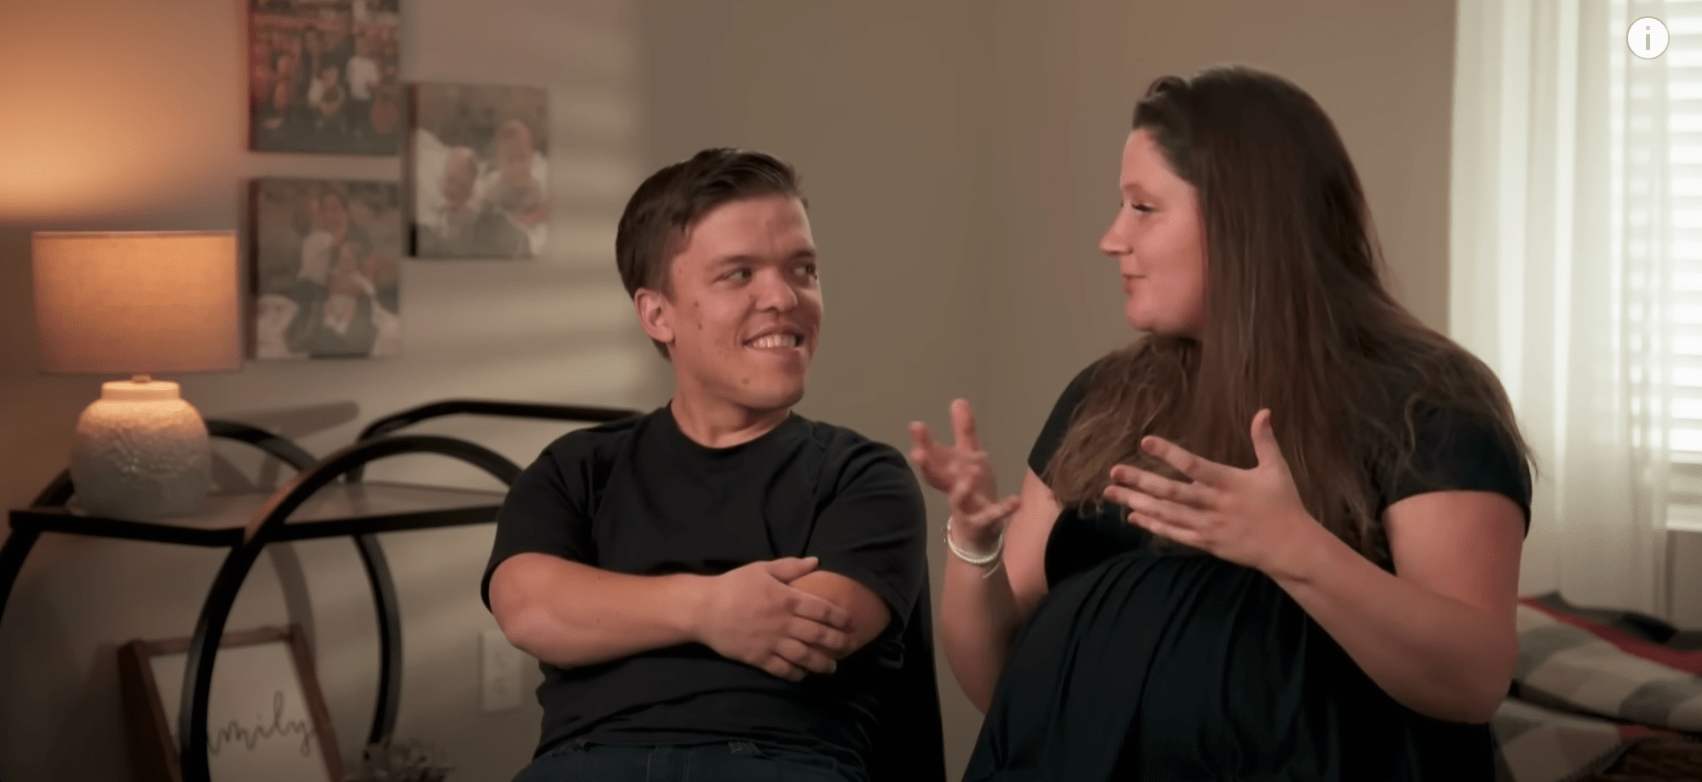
[962,360,1532,781]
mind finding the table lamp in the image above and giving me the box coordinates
[32,231,242,520]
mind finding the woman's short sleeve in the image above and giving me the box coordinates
[1028,361,1102,479]
[1381,404,1533,532]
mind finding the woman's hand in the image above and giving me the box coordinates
[909,399,1021,550]
[1102,408,1327,577]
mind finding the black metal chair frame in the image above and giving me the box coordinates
[0,400,637,782]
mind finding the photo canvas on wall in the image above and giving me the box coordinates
[248,0,403,155]
[408,82,549,259]
[251,177,402,360]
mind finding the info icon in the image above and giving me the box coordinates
[1629,17,1670,59]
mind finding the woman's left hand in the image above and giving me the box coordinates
[1103,409,1326,577]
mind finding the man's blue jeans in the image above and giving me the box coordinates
[511,740,854,782]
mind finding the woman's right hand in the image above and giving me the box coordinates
[909,399,1022,550]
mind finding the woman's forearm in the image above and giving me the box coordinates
[939,470,1062,712]
[939,554,1026,713]
[1270,528,1517,724]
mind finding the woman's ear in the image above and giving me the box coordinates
[633,288,675,348]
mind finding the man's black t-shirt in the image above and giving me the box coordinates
[480,405,928,780]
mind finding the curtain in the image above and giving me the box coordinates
[1450,0,1676,616]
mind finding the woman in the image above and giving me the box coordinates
[910,65,1532,780]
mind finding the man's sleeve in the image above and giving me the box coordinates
[479,440,596,610]
[804,441,929,636]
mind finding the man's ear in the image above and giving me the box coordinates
[633,288,675,347]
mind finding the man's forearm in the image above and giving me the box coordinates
[789,570,892,656]
[491,554,706,669]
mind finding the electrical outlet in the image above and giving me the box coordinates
[480,629,524,712]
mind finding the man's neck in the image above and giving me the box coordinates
[668,392,790,449]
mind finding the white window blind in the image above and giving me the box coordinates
[1653,4,1702,527]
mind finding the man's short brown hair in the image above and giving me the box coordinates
[614,148,806,357]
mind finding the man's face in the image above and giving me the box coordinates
[643,195,822,412]
[441,151,476,207]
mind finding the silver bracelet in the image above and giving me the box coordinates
[945,516,1005,566]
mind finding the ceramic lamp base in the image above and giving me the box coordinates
[69,378,211,520]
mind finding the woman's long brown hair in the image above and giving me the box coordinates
[1043,66,1532,565]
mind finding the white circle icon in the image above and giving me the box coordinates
[1629,17,1670,59]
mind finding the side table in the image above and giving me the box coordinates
[0,400,636,782]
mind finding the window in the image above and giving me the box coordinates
[1649,4,1702,526]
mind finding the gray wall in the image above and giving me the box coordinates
[0,1,1475,780]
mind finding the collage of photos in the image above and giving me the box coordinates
[249,0,404,155]
[251,178,403,360]
[409,83,550,259]
[243,1,548,360]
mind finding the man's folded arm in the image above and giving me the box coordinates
[488,553,704,668]
[800,442,932,661]
[490,552,857,678]
[789,571,892,656]
[482,446,712,669]
[482,438,910,676]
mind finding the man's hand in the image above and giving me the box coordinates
[692,557,856,681]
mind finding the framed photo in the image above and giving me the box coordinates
[408,82,549,259]
[248,0,403,155]
[118,624,343,782]
[250,177,402,360]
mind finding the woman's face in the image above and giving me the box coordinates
[497,133,533,186]
[1099,129,1208,339]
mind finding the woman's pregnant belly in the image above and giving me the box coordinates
[971,549,1466,781]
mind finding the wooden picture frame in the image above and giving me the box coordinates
[118,624,343,782]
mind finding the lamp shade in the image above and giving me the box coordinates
[33,231,242,375]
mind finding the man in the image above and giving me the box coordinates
[416,145,528,258]
[342,32,381,136]
[482,148,939,782]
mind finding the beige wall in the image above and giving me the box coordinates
[974,0,1461,503]
[0,1,660,780]
[0,1,1465,780]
